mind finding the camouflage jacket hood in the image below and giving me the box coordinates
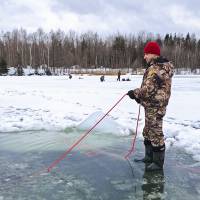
[133,56,174,108]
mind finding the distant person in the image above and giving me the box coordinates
[100,75,105,82]
[127,41,174,171]
[45,68,52,76]
[117,70,121,81]
[69,74,72,79]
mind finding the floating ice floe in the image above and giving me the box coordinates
[77,111,132,136]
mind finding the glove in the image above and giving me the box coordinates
[127,90,135,99]
[127,90,141,104]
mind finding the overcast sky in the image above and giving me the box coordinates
[1,0,200,37]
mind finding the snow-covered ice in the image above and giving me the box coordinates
[0,75,199,162]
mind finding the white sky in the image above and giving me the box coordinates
[1,0,200,37]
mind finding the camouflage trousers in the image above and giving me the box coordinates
[142,107,166,147]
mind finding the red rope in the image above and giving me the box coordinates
[47,93,127,172]
[124,105,141,159]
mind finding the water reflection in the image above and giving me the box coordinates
[142,166,165,200]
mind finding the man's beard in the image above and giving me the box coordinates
[144,59,151,68]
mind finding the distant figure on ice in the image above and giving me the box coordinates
[127,41,174,171]
[100,75,105,82]
[45,68,52,76]
[117,70,121,81]
[69,74,72,79]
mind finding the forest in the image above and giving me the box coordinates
[0,29,200,75]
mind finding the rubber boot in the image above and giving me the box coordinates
[146,145,165,171]
[134,140,153,163]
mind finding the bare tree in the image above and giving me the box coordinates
[0,28,200,75]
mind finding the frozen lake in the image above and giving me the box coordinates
[0,75,200,199]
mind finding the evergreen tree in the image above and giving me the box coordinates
[0,58,8,75]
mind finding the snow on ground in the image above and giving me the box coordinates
[0,75,200,162]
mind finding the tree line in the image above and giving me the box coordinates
[0,28,200,75]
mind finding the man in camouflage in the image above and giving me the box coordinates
[127,41,174,171]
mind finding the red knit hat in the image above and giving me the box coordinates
[144,41,160,56]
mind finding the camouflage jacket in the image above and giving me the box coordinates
[133,57,174,109]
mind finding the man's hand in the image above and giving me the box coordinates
[127,90,140,103]
[127,90,135,99]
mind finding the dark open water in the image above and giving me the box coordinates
[0,131,199,200]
